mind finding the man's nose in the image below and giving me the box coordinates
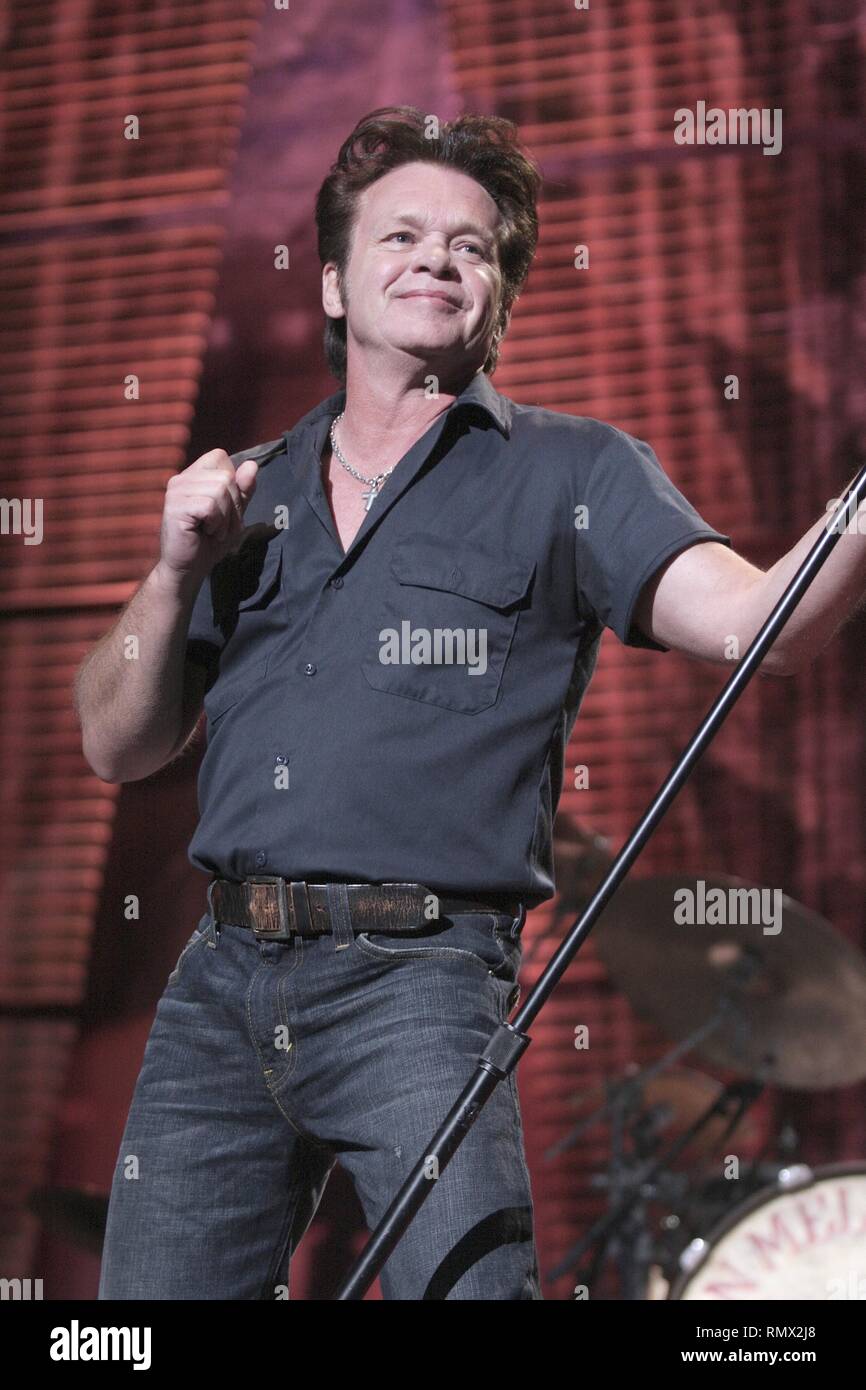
[410,240,457,275]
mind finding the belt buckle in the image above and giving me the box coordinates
[246,875,292,941]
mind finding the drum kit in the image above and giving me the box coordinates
[542,817,866,1300]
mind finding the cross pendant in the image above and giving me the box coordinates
[361,485,378,512]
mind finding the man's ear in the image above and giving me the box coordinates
[322,263,346,319]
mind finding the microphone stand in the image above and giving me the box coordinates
[335,464,866,1300]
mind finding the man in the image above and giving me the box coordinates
[76,106,866,1300]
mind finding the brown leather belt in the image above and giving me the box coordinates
[208,876,522,941]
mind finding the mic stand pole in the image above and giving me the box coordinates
[335,464,866,1300]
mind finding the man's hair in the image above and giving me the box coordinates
[314,106,542,383]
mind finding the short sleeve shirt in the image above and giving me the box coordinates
[184,370,730,908]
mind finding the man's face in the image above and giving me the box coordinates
[322,161,506,377]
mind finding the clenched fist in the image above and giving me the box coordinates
[159,449,259,587]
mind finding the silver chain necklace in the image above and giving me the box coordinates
[329,412,396,511]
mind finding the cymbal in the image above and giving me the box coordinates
[592,874,866,1089]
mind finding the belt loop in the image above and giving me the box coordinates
[327,883,353,951]
[512,900,526,940]
[206,880,221,946]
[288,881,313,935]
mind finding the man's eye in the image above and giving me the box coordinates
[386,232,485,256]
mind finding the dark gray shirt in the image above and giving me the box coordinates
[184,370,730,908]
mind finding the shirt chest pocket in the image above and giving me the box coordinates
[361,533,536,713]
[204,540,284,727]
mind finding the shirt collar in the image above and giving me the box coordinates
[295,368,512,442]
[451,368,512,436]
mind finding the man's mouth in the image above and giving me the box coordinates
[398,291,461,306]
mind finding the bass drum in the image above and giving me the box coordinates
[668,1162,866,1300]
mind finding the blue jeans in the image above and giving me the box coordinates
[98,886,542,1300]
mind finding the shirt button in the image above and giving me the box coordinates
[304,662,316,676]
[330,576,344,589]
[254,851,267,867]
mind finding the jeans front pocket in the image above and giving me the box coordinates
[167,915,211,986]
[355,910,514,978]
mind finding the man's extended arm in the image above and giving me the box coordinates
[633,488,866,675]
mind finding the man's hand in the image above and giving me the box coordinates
[158,449,260,590]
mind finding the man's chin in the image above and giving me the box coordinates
[390,337,469,362]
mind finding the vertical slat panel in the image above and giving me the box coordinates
[0,0,264,1277]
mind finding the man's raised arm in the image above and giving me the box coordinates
[73,449,259,783]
